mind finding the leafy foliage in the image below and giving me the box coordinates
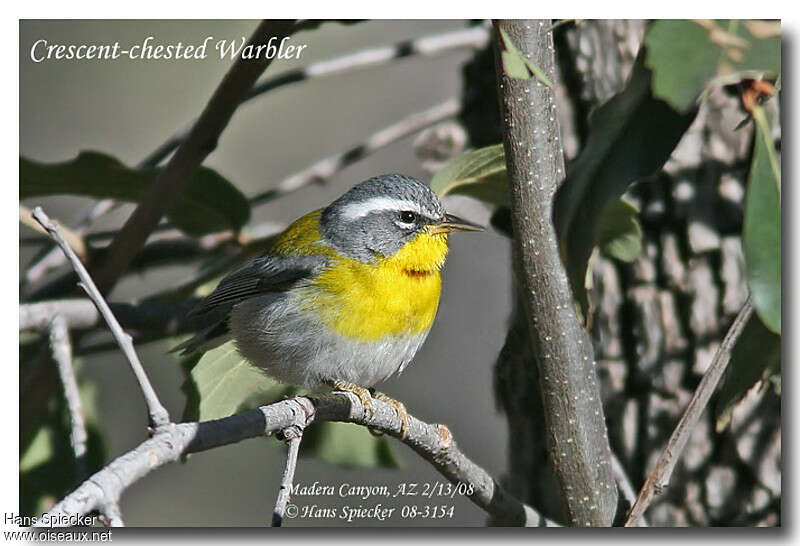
[20,151,251,236]
[553,54,696,313]
[180,341,398,468]
[645,20,781,113]
[743,106,781,334]
[430,144,649,302]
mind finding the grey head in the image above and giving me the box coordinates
[320,174,447,263]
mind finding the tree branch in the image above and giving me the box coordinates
[493,19,617,526]
[32,207,171,429]
[271,426,304,527]
[624,300,755,526]
[42,393,557,527]
[91,20,296,294]
[49,315,88,483]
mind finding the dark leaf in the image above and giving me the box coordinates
[20,151,250,236]
[743,106,781,333]
[553,54,697,314]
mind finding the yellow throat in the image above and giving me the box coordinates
[271,210,448,341]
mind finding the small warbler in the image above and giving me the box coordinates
[180,174,482,436]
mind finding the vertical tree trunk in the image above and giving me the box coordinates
[493,19,617,526]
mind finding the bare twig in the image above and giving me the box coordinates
[20,299,199,340]
[493,19,617,525]
[32,207,171,429]
[42,393,557,527]
[49,315,89,482]
[624,300,755,526]
[250,98,461,206]
[271,427,304,527]
[91,20,296,294]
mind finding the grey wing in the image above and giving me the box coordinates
[175,254,326,355]
[189,254,326,317]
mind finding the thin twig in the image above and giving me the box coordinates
[91,20,296,294]
[49,315,89,483]
[271,427,304,527]
[624,300,755,526]
[42,393,557,527]
[32,207,171,429]
[250,98,461,206]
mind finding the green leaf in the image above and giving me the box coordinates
[715,313,781,432]
[501,50,531,80]
[595,198,643,263]
[743,106,781,333]
[553,54,697,314]
[498,27,553,87]
[20,151,250,236]
[645,19,781,113]
[430,143,509,206]
[179,341,399,468]
[302,422,400,468]
[181,341,290,422]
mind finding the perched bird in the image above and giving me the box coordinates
[179,174,482,436]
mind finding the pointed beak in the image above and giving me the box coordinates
[427,213,485,235]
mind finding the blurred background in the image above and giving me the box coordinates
[20,20,511,526]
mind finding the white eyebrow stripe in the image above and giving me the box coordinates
[339,197,426,220]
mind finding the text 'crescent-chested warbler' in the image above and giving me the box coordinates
[179,174,483,436]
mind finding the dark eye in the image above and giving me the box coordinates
[399,211,417,224]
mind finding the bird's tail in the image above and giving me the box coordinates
[171,320,231,356]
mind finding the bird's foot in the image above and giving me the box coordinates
[328,380,374,416]
[372,391,410,440]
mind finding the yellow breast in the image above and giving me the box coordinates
[271,209,449,341]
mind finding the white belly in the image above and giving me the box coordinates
[229,293,429,388]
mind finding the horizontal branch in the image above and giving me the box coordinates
[44,393,556,527]
[20,299,199,338]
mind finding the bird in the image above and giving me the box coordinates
[178,173,483,437]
